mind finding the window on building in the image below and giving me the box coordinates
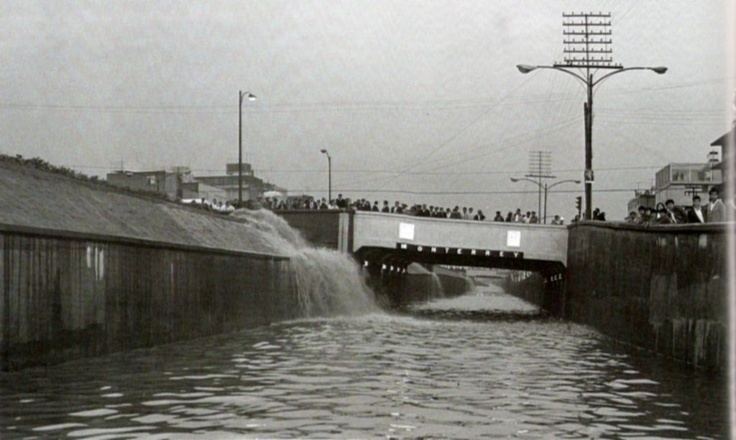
[671,169,687,182]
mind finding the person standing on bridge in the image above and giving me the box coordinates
[493,211,504,222]
[336,194,347,209]
[687,195,705,223]
[706,187,725,222]
[529,212,539,224]
[665,199,685,223]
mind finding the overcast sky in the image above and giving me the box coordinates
[1,0,733,219]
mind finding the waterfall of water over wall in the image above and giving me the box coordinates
[232,209,378,317]
[429,272,445,299]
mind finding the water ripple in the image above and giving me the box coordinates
[0,287,727,439]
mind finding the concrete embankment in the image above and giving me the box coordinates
[508,221,730,372]
[0,162,302,371]
[566,222,729,371]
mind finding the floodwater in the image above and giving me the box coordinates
[0,284,728,439]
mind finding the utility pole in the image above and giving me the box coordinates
[563,12,612,221]
[238,91,243,206]
[320,149,332,202]
[526,151,554,221]
[238,91,257,207]
[517,12,666,220]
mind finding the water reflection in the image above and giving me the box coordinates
[0,286,728,439]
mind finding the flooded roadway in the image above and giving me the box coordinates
[0,284,728,439]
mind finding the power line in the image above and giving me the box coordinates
[281,188,636,195]
[58,162,664,176]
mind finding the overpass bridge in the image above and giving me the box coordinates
[277,210,568,275]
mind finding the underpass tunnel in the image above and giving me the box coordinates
[353,247,567,314]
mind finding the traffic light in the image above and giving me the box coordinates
[575,196,582,214]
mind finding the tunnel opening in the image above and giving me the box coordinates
[355,247,567,318]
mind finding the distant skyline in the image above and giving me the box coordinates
[0,0,733,220]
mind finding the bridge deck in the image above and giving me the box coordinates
[352,211,568,266]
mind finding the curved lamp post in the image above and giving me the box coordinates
[238,91,257,206]
[510,177,581,223]
[320,149,332,202]
[516,64,666,219]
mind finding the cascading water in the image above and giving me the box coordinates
[407,263,445,299]
[231,209,378,317]
[428,271,445,299]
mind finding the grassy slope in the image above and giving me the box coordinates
[0,161,280,255]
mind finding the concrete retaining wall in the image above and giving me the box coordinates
[565,222,730,371]
[0,225,296,371]
[276,210,351,252]
[369,266,473,306]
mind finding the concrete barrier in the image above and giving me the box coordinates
[0,225,296,371]
[565,221,731,371]
[275,210,351,252]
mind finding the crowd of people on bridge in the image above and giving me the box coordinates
[624,188,729,225]
[262,193,566,224]
[250,187,735,226]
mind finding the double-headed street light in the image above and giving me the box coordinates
[516,64,666,219]
[238,91,257,207]
[320,149,332,202]
[510,177,581,224]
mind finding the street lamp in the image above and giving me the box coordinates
[510,177,581,224]
[320,149,332,202]
[238,90,257,207]
[516,64,666,219]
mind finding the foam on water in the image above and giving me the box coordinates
[413,284,539,314]
[232,209,378,317]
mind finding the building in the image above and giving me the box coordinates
[193,162,286,204]
[653,162,721,206]
[106,169,185,199]
[627,189,656,213]
[709,126,734,197]
[107,162,285,205]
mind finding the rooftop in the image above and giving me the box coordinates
[710,127,735,148]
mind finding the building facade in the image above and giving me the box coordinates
[710,127,734,197]
[194,162,285,204]
[627,190,656,213]
[653,162,721,206]
[106,170,181,199]
[107,163,285,205]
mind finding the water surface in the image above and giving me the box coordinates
[0,285,728,439]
